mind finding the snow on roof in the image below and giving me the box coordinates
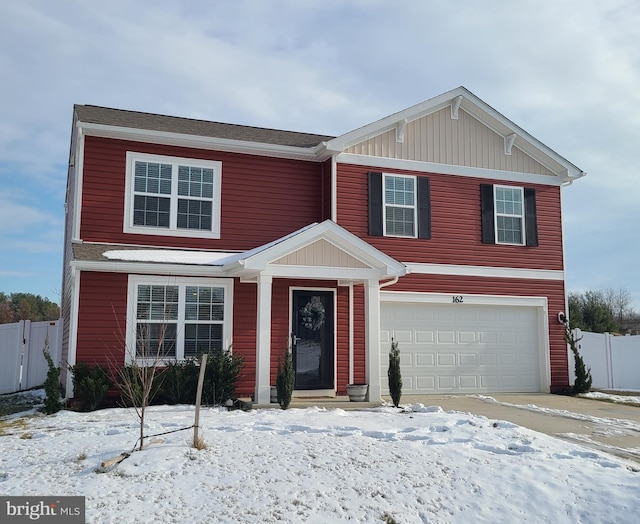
[102,249,238,265]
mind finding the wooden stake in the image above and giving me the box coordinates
[193,353,208,447]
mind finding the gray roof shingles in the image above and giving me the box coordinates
[74,105,336,148]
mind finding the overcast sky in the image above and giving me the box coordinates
[1,0,639,310]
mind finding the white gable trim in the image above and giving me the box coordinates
[224,220,407,278]
[326,86,585,182]
[337,153,565,186]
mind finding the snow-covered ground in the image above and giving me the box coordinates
[1,393,639,523]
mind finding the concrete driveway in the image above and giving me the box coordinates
[394,393,640,464]
[285,393,640,463]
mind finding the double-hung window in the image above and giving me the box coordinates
[368,171,431,239]
[494,185,524,245]
[124,152,222,238]
[481,183,538,247]
[127,276,233,364]
[383,174,417,237]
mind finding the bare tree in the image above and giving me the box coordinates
[601,286,634,324]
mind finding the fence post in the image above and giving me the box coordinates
[605,332,614,389]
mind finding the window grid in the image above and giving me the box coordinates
[495,186,524,245]
[134,283,226,361]
[126,153,221,238]
[384,174,416,237]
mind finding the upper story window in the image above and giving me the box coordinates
[494,185,524,245]
[481,183,538,247]
[384,174,416,237]
[368,171,431,239]
[124,152,222,238]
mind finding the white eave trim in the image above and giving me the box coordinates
[77,122,324,162]
[337,153,566,186]
[404,262,564,281]
[70,259,227,276]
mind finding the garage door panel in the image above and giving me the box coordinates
[437,331,456,344]
[415,331,434,343]
[381,302,541,394]
[415,353,434,366]
[437,353,456,366]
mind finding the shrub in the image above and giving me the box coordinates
[203,349,244,406]
[565,327,592,394]
[43,342,62,414]
[158,359,200,404]
[388,338,402,408]
[71,362,112,411]
[276,351,294,410]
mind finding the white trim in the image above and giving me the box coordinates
[65,267,81,398]
[348,283,354,385]
[125,275,234,364]
[255,274,273,404]
[337,153,565,186]
[71,259,227,276]
[403,262,564,281]
[331,154,337,222]
[79,122,323,162]
[72,128,85,241]
[123,151,222,239]
[380,291,550,392]
[289,287,337,394]
[380,290,547,308]
[365,279,381,401]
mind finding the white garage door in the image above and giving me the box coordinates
[380,301,541,393]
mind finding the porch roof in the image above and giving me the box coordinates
[72,221,407,282]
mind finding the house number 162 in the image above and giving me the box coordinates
[452,296,463,303]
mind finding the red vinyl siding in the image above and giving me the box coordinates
[76,271,129,368]
[232,282,257,397]
[384,274,569,391]
[80,136,324,249]
[337,163,564,271]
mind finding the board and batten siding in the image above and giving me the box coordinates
[346,107,555,176]
[80,136,324,250]
[337,163,564,271]
[384,275,568,392]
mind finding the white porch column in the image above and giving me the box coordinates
[255,274,273,405]
[364,278,381,401]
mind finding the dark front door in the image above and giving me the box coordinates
[291,290,334,390]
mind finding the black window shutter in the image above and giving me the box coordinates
[480,184,495,244]
[524,187,539,247]
[368,172,383,236]
[417,176,431,239]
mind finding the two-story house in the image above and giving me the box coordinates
[61,86,585,404]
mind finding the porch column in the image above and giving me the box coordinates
[364,278,381,402]
[255,274,273,405]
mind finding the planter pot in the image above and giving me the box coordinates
[270,386,278,404]
[346,384,368,402]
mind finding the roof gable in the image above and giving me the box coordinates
[326,86,584,182]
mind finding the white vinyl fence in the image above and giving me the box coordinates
[0,320,62,395]
[569,328,640,391]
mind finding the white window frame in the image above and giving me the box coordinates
[123,152,222,239]
[125,275,233,365]
[494,185,525,246]
[383,173,417,238]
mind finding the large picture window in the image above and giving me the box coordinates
[124,152,222,239]
[127,276,233,363]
